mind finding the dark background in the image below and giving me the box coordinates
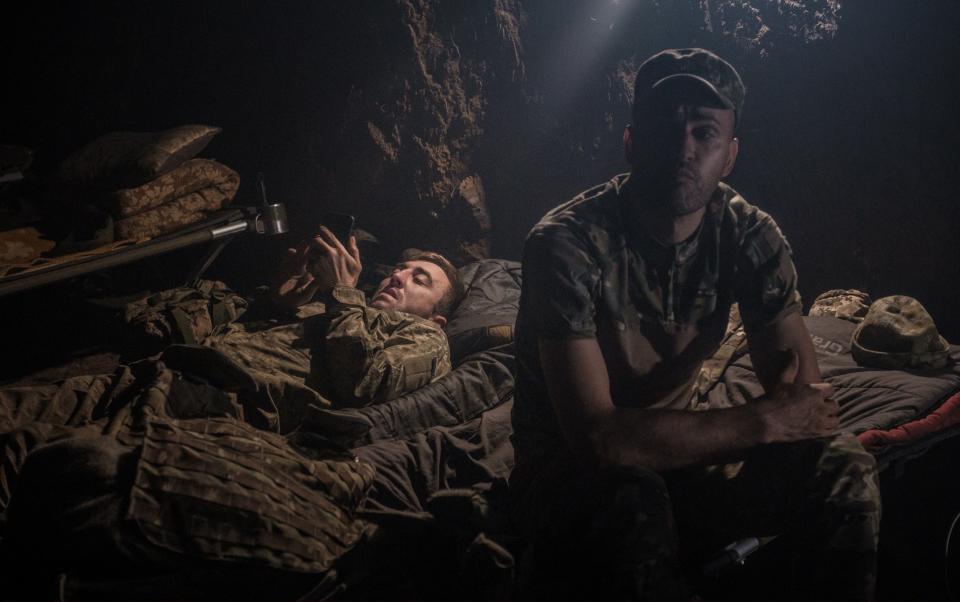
[3,0,959,337]
[2,2,960,598]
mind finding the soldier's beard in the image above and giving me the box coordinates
[645,170,711,217]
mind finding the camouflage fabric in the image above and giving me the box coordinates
[5,284,448,436]
[0,370,130,435]
[633,48,746,127]
[127,413,375,574]
[58,124,221,189]
[851,295,951,370]
[113,165,240,240]
[198,321,327,432]
[0,286,451,587]
[508,433,880,600]
[202,285,451,414]
[0,226,56,271]
[694,303,748,401]
[0,368,135,516]
[122,279,249,355]
[313,285,452,407]
[513,173,801,464]
[2,360,375,589]
[809,288,872,322]
[105,158,240,219]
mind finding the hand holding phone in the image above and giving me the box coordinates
[320,212,355,245]
[308,213,362,291]
[270,212,361,310]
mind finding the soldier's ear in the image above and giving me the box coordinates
[623,125,635,164]
[430,314,447,328]
[722,137,739,177]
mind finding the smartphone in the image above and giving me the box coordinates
[320,212,355,244]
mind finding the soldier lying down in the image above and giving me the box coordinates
[0,231,466,599]
[192,226,463,430]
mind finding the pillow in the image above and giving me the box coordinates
[59,124,221,189]
[445,259,522,365]
[106,158,240,218]
[113,164,239,240]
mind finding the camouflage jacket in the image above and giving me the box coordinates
[203,285,451,423]
[512,173,801,464]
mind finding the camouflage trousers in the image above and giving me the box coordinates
[508,433,881,601]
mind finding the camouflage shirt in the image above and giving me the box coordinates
[513,173,801,463]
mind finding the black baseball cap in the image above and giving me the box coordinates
[632,48,746,128]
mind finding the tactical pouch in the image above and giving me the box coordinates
[122,279,248,356]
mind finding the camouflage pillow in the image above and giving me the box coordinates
[106,158,239,219]
[112,160,240,239]
[59,124,221,189]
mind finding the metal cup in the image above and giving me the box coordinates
[255,202,289,235]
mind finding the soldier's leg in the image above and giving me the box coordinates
[670,433,881,600]
[509,458,686,600]
[790,434,880,600]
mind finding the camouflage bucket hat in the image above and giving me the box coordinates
[633,48,746,128]
[851,295,951,371]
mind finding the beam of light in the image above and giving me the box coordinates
[537,0,640,113]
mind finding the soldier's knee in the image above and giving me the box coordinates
[585,466,677,553]
[595,465,671,512]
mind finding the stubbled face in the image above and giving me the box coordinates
[370,260,452,321]
[629,94,738,216]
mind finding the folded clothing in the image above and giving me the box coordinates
[112,159,239,239]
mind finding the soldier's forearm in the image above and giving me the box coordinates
[585,403,767,472]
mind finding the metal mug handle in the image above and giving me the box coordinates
[256,203,289,235]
